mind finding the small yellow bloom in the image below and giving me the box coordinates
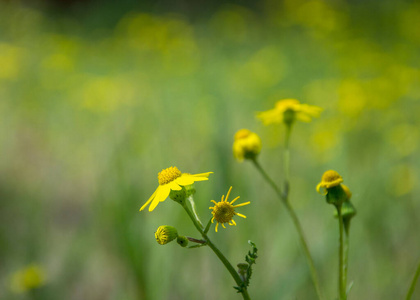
[155,225,178,245]
[233,129,262,162]
[140,166,213,211]
[10,264,46,293]
[209,186,250,232]
[316,170,344,195]
[257,99,322,125]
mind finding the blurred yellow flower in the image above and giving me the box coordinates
[233,129,262,162]
[316,170,343,195]
[10,264,46,294]
[257,99,322,125]
[209,186,250,232]
[140,166,212,211]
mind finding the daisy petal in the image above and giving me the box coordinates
[140,189,157,211]
[149,185,171,211]
[192,172,213,178]
[168,181,182,191]
[236,213,247,218]
[175,174,195,186]
[233,201,251,208]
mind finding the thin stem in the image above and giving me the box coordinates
[251,159,323,300]
[343,223,350,295]
[251,159,285,201]
[336,205,346,300]
[186,237,206,244]
[406,260,420,300]
[182,203,251,300]
[188,195,203,228]
[283,124,292,196]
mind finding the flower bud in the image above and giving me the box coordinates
[316,170,346,205]
[176,236,189,247]
[155,225,178,245]
[169,188,187,205]
[233,129,262,162]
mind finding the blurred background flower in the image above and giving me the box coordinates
[0,0,419,299]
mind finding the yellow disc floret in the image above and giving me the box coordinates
[158,166,182,185]
[209,186,250,232]
[316,170,344,194]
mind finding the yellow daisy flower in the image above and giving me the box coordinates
[233,129,262,162]
[316,170,344,195]
[140,166,213,212]
[257,98,322,125]
[209,186,250,232]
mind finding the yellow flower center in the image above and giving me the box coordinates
[321,170,342,183]
[212,202,235,224]
[158,166,181,185]
[234,129,251,140]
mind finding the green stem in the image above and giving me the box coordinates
[406,260,420,300]
[251,159,323,300]
[188,195,203,228]
[284,124,292,196]
[343,223,350,295]
[182,203,251,300]
[336,205,346,300]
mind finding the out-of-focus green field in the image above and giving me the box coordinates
[1,0,419,299]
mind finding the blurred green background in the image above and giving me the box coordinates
[1,0,419,299]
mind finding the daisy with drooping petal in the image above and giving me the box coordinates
[316,170,343,195]
[140,166,212,211]
[257,98,322,125]
[209,186,250,232]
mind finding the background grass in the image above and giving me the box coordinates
[1,0,419,299]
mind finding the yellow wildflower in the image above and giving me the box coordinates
[140,166,212,211]
[10,264,46,293]
[257,99,322,125]
[233,129,262,162]
[209,186,250,232]
[316,170,344,195]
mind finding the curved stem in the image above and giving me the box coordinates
[182,203,251,300]
[406,260,420,300]
[188,195,203,228]
[336,205,346,300]
[251,158,323,300]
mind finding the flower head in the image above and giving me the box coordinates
[155,225,178,245]
[140,166,212,211]
[10,264,46,294]
[257,99,322,126]
[233,129,262,162]
[209,186,250,232]
[316,170,344,195]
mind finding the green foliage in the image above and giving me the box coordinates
[235,240,258,293]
